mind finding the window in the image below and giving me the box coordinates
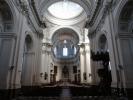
[54,47,57,55]
[74,47,77,54]
[63,46,68,56]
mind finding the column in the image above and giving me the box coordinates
[85,44,92,83]
[45,50,49,83]
[80,46,85,83]
[40,46,46,83]
[40,45,49,83]
[47,51,51,83]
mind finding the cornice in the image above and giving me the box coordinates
[42,42,53,48]
[89,0,103,27]
[29,0,46,28]
[52,54,79,64]
[44,10,87,26]
[13,0,44,38]
[118,33,133,39]
[111,0,122,11]
[0,32,17,38]
[26,15,44,38]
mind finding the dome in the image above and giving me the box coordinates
[48,1,84,19]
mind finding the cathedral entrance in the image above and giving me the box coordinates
[62,66,69,82]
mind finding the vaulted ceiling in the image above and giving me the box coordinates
[33,0,96,24]
[31,0,97,62]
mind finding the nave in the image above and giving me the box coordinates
[0,0,133,100]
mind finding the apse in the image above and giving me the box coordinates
[51,28,79,60]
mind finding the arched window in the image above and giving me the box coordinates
[74,47,77,55]
[54,47,57,55]
[63,46,68,56]
[25,35,33,51]
[98,34,107,51]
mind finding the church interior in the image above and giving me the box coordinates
[0,0,133,100]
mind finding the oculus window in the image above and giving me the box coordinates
[48,1,83,19]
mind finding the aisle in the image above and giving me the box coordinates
[60,87,72,100]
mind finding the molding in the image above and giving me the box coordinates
[111,0,122,11]
[39,0,92,18]
[44,10,87,26]
[89,0,104,27]
[13,0,44,38]
[118,33,133,39]
[13,0,29,15]
[29,0,46,28]
[42,42,53,47]
[88,0,113,37]
[13,0,46,28]
[0,32,17,38]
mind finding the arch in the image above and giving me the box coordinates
[98,34,108,51]
[114,0,128,34]
[0,0,17,32]
[44,9,87,25]
[51,27,80,60]
[51,27,79,45]
[116,0,133,89]
[24,31,35,52]
[0,0,17,89]
[21,33,35,86]
[25,34,33,51]
[118,0,133,33]
[95,31,108,51]
[50,27,81,44]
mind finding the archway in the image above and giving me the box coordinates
[52,28,79,59]
[118,0,133,89]
[21,34,34,86]
[98,34,108,51]
[0,0,14,89]
[98,34,112,70]
[91,34,112,95]
[0,0,13,32]
[51,28,80,82]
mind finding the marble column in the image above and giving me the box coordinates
[40,46,46,83]
[85,44,92,83]
[47,51,51,83]
[80,46,85,83]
